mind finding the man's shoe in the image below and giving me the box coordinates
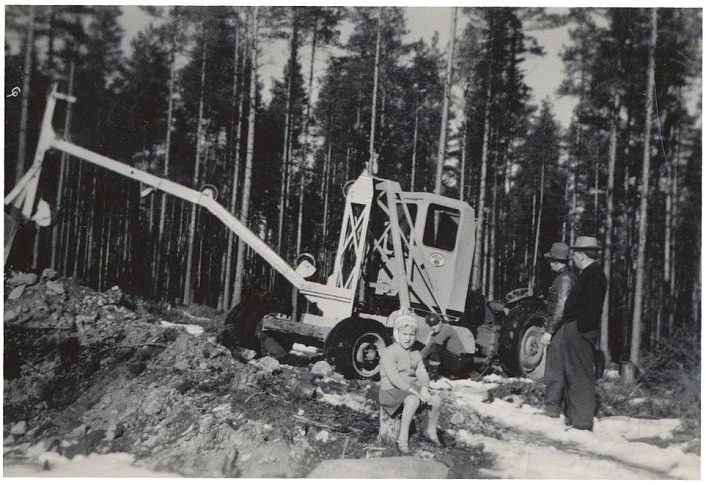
[543,408,561,418]
[565,424,593,432]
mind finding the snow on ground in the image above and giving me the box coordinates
[318,388,371,414]
[159,320,204,336]
[4,443,180,477]
[455,429,654,479]
[446,375,700,480]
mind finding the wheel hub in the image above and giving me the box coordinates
[353,332,385,377]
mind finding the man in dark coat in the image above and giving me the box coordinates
[563,236,608,431]
[541,242,577,418]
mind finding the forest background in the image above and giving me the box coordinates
[3,5,702,368]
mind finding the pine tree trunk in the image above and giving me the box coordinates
[232,7,259,306]
[183,39,208,306]
[15,5,35,184]
[411,105,419,191]
[72,163,85,278]
[470,81,492,291]
[294,13,320,260]
[601,89,619,363]
[277,12,298,259]
[157,11,179,292]
[51,58,76,270]
[668,133,678,334]
[530,163,544,293]
[435,6,457,195]
[368,7,383,174]
[459,119,467,200]
[223,25,245,310]
[320,139,332,266]
[630,8,657,367]
[488,172,498,300]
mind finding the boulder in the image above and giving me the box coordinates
[41,268,59,281]
[4,308,19,322]
[450,412,465,425]
[311,360,333,377]
[8,285,26,300]
[254,356,280,373]
[10,421,27,435]
[45,281,66,296]
[308,456,449,479]
[7,272,38,287]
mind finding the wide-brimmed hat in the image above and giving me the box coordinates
[544,242,570,261]
[571,236,602,250]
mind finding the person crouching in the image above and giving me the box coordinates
[379,312,443,454]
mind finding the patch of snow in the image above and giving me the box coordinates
[160,320,204,336]
[448,384,700,479]
[4,449,181,477]
[290,343,321,357]
[318,390,371,414]
[181,310,212,322]
[454,429,656,479]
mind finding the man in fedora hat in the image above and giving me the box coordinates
[541,242,577,418]
[562,236,607,431]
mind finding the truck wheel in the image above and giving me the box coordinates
[324,318,392,380]
[497,300,548,380]
[220,297,292,359]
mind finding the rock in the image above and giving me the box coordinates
[8,285,26,300]
[234,348,257,361]
[174,354,191,370]
[10,421,27,435]
[45,281,65,296]
[308,456,449,479]
[254,356,280,373]
[8,272,38,287]
[75,314,97,325]
[314,430,330,443]
[4,435,16,445]
[4,308,19,322]
[144,397,163,416]
[311,360,334,377]
[450,412,465,425]
[41,268,59,281]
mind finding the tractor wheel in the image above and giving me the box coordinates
[324,317,392,380]
[497,300,549,380]
[219,296,292,359]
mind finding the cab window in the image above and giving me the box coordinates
[423,204,459,251]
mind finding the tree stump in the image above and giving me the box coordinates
[377,408,402,445]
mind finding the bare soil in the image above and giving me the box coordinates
[3,273,491,477]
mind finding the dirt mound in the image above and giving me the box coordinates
[4,272,488,477]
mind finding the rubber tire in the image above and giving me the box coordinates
[324,318,392,380]
[220,297,292,359]
[497,299,549,380]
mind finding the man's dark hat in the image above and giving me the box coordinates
[544,242,570,261]
[571,236,602,250]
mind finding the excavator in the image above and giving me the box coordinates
[5,85,549,380]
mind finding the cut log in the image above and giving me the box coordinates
[260,314,329,342]
[377,408,402,445]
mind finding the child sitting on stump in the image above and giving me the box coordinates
[379,311,443,454]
